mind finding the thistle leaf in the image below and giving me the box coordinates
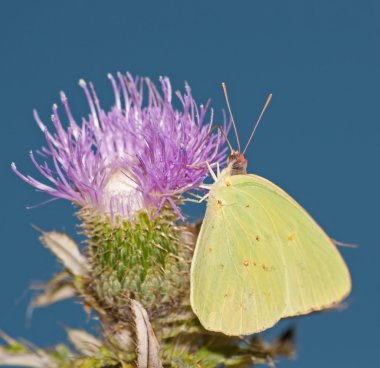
[39,231,87,276]
[0,351,57,368]
[33,283,76,307]
[0,332,58,368]
[66,329,102,356]
[131,300,162,368]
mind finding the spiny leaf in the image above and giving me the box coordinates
[39,231,88,276]
[131,300,162,368]
[33,281,76,307]
[66,329,102,356]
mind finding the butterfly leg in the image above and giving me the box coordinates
[187,161,217,169]
[186,192,206,200]
[187,161,219,182]
[185,192,210,203]
[206,162,218,182]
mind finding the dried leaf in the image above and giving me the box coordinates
[110,324,134,353]
[67,329,102,356]
[0,350,57,367]
[33,283,76,307]
[269,326,296,359]
[131,300,162,368]
[39,231,87,276]
[0,333,58,368]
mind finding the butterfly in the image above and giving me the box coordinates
[190,84,351,336]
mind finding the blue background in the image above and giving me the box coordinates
[1,1,379,367]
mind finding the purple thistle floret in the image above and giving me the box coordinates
[12,72,227,220]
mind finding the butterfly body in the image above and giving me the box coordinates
[190,154,351,336]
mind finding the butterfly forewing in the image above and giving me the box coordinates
[191,175,287,335]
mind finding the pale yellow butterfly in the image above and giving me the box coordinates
[190,84,351,336]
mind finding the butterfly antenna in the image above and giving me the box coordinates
[242,93,272,154]
[218,125,234,153]
[194,125,233,154]
[194,125,218,152]
[222,82,241,153]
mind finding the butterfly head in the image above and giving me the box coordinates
[221,83,272,178]
[227,151,247,176]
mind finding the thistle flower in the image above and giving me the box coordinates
[12,72,226,220]
[11,72,228,327]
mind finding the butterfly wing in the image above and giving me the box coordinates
[190,174,288,335]
[190,174,351,336]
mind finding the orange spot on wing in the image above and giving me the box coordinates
[288,232,296,241]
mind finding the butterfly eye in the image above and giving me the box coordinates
[227,151,239,164]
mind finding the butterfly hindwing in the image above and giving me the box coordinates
[238,175,351,317]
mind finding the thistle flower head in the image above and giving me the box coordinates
[12,72,227,219]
